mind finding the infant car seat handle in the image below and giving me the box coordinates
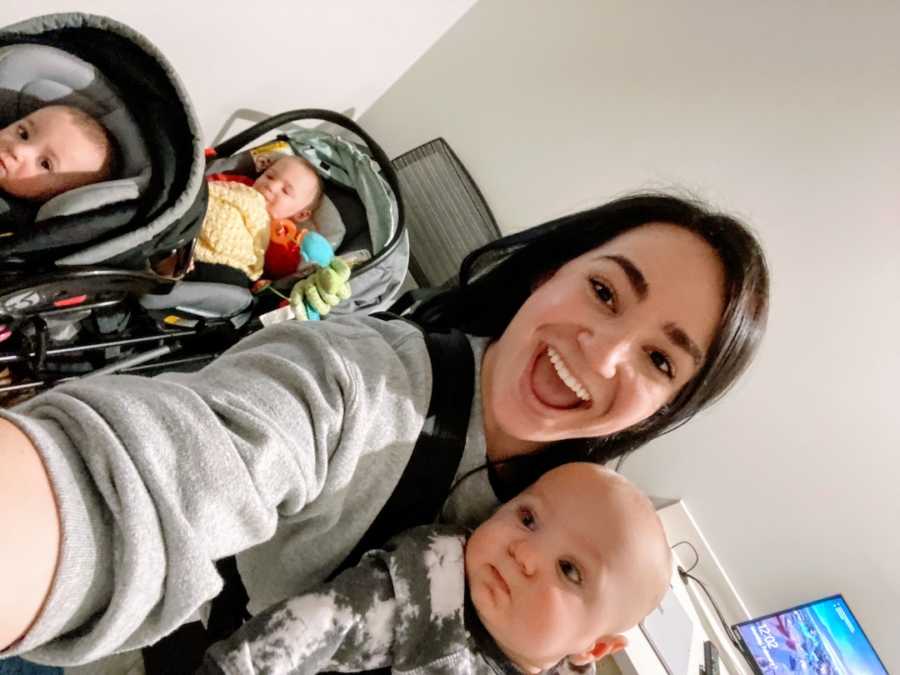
[211,109,402,225]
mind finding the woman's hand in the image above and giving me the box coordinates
[0,417,60,651]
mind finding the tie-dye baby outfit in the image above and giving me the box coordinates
[199,524,520,675]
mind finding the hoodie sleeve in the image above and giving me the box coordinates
[0,316,430,666]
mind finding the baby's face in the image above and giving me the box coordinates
[0,106,108,201]
[465,464,661,672]
[253,156,320,221]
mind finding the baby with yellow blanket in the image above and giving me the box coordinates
[192,155,351,321]
[195,155,323,282]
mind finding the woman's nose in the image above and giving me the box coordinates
[578,329,633,379]
[508,539,538,577]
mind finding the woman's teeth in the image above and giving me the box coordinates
[546,347,591,402]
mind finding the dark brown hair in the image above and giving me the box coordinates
[413,193,769,494]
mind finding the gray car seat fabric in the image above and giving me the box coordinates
[139,281,253,318]
[0,12,207,269]
[0,43,151,222]
[0,190,36,230]
[206,130,407,315]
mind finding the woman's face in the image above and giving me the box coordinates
[481,222,726,457]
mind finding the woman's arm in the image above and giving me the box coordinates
[0,417,60,651]
[0,317,429,665]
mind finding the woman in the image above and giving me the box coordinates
[0,193,768,665]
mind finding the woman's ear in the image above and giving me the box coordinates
[567,634,628,666]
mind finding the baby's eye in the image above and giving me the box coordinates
[590,278,616,311]
[647,350,674,379]
[518,507,536,530]
[16,126,28,140]
[39,158,52,172]
[559,560,582,585]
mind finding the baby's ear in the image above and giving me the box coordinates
[567,634,628,666]
[291,209,313,224]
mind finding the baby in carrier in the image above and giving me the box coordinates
[192,152,352,321]
[0,102,349,321]
[199,463,673,675]
[0,104,115,204]
[197,154,326,283]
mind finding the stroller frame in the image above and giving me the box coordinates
[0,109,406,402]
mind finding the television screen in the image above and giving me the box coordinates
[734,595,887,675]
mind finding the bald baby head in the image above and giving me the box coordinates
[466,462,672,672]
[526,464,671,631]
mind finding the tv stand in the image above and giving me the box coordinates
[609,500,753,675]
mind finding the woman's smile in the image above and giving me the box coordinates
[527,345,592,411]
[482,222,726,454]
[547,347,591,402]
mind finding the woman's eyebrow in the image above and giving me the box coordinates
[664,322,703,367]
[603,255,647,300]
[599,254,704,366]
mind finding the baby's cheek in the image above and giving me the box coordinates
[526,586,569,633]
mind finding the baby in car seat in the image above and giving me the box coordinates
[194,155,328,283]
[189,154,352,321]
[0,104,116,203]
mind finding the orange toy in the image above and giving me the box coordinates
[264,219,303,279]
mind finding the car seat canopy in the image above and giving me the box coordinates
[0,43,152,221]
[0,13,206,269]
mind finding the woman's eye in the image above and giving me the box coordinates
[518,507,536,530]
[17,126,28,140]
[590,279,616,311]
[559,560,582,585]
[648,350,674,379]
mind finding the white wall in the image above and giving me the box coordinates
[359,0,900,669]
[0,1,476,142]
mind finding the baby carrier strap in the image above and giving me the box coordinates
[143,316,476,673]
[326,317,475,581]
[317,318,475,675]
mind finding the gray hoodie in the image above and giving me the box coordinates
[0,315,498,666]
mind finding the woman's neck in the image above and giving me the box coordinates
[483,414,544,463]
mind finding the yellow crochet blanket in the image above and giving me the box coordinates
[194,181,270,280]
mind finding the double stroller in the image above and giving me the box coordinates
[0,13,408,404]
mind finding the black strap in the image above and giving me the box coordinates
[206,556,251,641]
[144,320,476,672]
[142,557,252,672]
[319,326,474,675]
[327,325,475,580]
